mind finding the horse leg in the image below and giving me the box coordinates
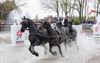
[29,44,33,54]
[31,42,40,56]
[42,44,47,54]
[64,42,67,48]
[29,44,39,57]
[29,40,40,57]
[68,35,73,47]
[64,38,67,48]
[64,40,68,51]
[49,44,57,56]
[66,36,72,47]
[57,45,63,57]
[74,40,79,50]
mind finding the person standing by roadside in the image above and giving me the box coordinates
[63,16,68,27]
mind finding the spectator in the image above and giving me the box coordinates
[63,16,68,27]
[48,16,53,23]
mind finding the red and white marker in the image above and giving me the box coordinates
[17,31,23,36]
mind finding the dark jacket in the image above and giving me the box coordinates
[64,19,68,27]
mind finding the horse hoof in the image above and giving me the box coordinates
[32,52,39,57]
[35,52,39,57]
[53,51,57,56]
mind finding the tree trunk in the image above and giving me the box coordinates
[65,11,68,17]
[57,7,59,20]
[79,7,82,23]
[84,1,87,19]
[56,0,59,21]
[96,3,99,16]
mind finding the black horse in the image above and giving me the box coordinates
[20,17,47,57]
[56,22,79,49]
[42,21,63,56]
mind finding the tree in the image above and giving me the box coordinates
[98,0,100,3]
[41,0,60,20]
[84,0,87,17]
[0,0,16,21]
[71,0,86,22]
[60,0,71,16]
[97,0,100,16]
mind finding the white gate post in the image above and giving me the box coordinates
[92,14,100,38]
[73,25,82,33]
[11,23,24,46]
[92,25,100,37]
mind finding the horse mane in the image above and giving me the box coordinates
[43,21,59,37]
[26,18,34,22]
[26,18,38,28]
[44,21,51,27]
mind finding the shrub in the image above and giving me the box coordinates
[72,17,80,25]
[0,16,4,20]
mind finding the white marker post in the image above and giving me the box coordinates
[73,25,82,33]
[91,14,100,37]
[11,23,24,46]
[92,25,100,37]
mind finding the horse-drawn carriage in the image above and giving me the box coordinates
[17,17,78,57]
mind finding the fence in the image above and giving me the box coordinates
[0,24,11,31]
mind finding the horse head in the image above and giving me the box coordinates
[20,16,39,33]
[20,16,29,32]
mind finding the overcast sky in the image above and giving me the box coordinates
[14,0,57,19]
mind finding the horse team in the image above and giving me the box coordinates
[18,16,78,57]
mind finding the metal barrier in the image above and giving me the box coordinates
[82,24,93,29]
